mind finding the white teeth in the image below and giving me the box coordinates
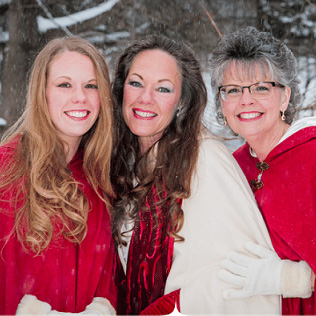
[239,112,261,119]
[66,111,88,118]
[134,110,156,118]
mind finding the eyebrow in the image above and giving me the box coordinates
[53,76,97,82]
[129,73,174,84]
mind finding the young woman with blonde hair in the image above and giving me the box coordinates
[0,36,116,315]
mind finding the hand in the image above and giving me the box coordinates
[218,241,283,299]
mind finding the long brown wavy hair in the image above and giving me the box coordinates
[111,35,208,245]
[0,37,114,255]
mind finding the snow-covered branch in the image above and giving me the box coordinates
[0,117,7,126]
[37,0,120,33]
[35,0,73,36]
[0,0,11,7]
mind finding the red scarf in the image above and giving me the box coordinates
[116,187,175,315]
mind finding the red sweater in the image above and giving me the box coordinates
[234,126,316,315]
[0,140,117,315]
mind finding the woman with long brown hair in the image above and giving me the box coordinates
[111,34,280,315]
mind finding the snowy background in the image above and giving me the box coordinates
[0,0,315,151]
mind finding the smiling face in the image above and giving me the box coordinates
[46,51,100,150]
[122,49,182,154]
[220,62,291,144]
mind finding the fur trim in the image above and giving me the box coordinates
[16,295,52,315]
[85,297,116,315]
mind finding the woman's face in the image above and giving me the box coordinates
[122,49,182,154]
[219,62,291,142]
[46,51,100,149]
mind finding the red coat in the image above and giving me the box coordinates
[234,126,316,315]
[0,140,117,315]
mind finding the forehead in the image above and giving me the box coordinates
[222,60,274,83]
[129,49,181,78]
[48,51,95,75]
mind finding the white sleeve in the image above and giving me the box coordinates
[164,136,281,315]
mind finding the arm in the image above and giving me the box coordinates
[164,136,280,314]
[219,241,313,299]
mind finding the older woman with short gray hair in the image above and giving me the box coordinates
[210,26,316,315]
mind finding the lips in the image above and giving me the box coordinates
[65,110,89,118]
[133,109,157,119]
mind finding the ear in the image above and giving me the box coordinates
[280,86,291,112]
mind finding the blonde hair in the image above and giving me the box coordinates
[0,37,114,255]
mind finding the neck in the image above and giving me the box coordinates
[247,122,290,162]
[65,140,81,163]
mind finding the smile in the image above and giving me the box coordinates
[133,109,157,119]
[238,112,262,119]
[65,111,89,118]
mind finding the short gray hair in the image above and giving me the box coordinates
[209,26,301,124]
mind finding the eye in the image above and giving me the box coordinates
[58,83,71,88]
[157,87,172,93]
[253,84,271,93]
[128,81,142,88]
[86,84,98,89]
[226,86,242,95]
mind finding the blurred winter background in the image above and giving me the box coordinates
[0,0,315,151]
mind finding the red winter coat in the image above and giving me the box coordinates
[0,140,117,315]
[234,126,316,315]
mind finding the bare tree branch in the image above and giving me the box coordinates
[304,0,316,9]
[199,1,221,38]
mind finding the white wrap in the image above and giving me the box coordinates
[164,132,281,314]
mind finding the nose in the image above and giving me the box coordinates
[139,86,154,105]
[72,86,86,104]
[240,87,255,105]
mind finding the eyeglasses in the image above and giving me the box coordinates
[219,82,283,101]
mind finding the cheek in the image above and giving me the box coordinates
[46,94,56,118]
[221,102,230,117]
[161,101,178,122]
[123,86,136,106]
[122,101,130,124]
[219,97,227,114]
[89,91,101,109]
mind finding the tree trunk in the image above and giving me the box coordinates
[1,0,42,126]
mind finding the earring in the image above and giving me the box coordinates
[224,117,228,126]
[176,106,183,117]
[281,111,286,121]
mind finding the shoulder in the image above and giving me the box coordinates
[274,126,316,159]
[195,130,246,181]
[233,142,249,158]
[199,129,230,155]
[198,130,236,167]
